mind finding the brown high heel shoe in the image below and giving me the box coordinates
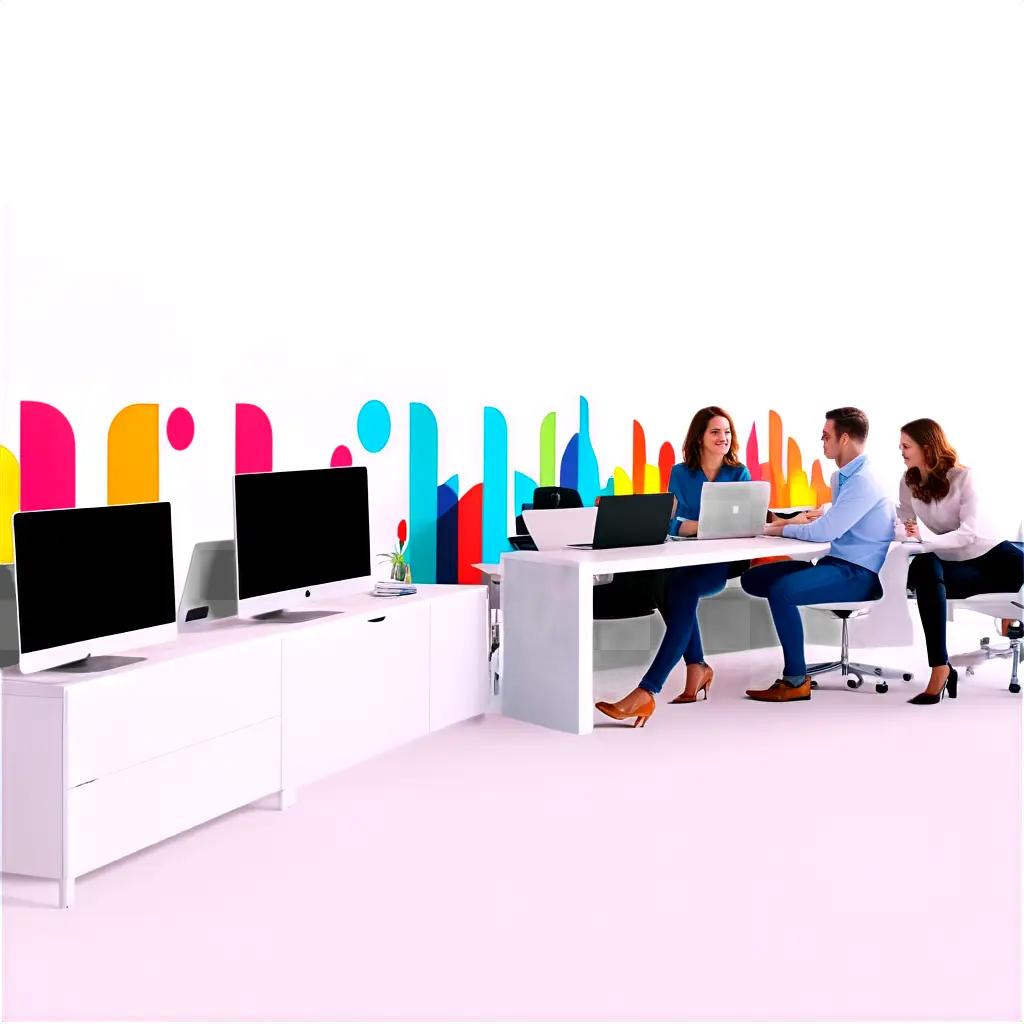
[595,687,656,727]
[669,664,714,704]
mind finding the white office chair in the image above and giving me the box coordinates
[803,542,916,694]
[949,589,1024,693]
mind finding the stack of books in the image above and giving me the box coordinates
[373,580,418,598]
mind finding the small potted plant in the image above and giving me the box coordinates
[379,519,412,582]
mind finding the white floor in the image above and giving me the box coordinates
[2,621,1021,1022]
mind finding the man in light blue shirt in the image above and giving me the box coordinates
[741,407,895,702]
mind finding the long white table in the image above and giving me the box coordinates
[500,536,831,733]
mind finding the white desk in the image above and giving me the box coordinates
[500,537,831,734]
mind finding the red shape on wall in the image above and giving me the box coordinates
[658,442,675,492]
[235,403,273,474]
[746,424,762,481]
[457,483,483,584]
[632,421,646,494]
[20,401,75,511]
[330,445,353,468]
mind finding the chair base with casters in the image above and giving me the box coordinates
[805,609,915,694]
[803,543,918,694]
[949,592,1023,693]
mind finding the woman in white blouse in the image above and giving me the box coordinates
[897,418,1024,705]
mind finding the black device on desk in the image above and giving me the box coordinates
[569,493,674,550]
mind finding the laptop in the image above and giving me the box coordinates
[522,507,599,551]
[684,480,771,540]
[568,493,675,550]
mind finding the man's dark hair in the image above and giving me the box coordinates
[825,407,869,443]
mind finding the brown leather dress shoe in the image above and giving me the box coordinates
[595,687,656,727]
[745,677,812,702]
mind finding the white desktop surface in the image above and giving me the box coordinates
[501,535,828,574]
[499,536,830,734]
[0,583,473,698]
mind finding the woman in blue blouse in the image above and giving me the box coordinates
[595,406,751,727]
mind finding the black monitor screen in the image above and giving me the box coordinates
[234,467,371,600]
[14,503,176,655]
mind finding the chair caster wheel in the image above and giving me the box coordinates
[1011,683,1021,694]
[966,665,975,676]
[809,680,818,689]
[875,682,888,694]
[847,678,863,689]
[902,673,913,681]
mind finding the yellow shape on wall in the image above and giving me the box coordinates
[612,467,633,495]
[108,404,159,505]
[789,471,815,507]
[644,464,661,494]
[0,446,20,563]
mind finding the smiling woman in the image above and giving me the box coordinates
[595,404,753,725]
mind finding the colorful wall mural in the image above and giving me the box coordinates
[0,398,832,580]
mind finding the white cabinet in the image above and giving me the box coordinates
[2,636,284,908]
[68,718,281,878]
[429,586,489,731]
[1,584,488,907]
[282,603,431,787]
[65,641,280,786]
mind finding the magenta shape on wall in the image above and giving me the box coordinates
[20,401,75,511]
[166,407,195,450]
[330,445,353,468]
[235,403,273,474]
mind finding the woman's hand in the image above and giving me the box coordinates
[904,519,919,539]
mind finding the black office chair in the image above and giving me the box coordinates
[533,486,583,510]
[509,486,662,619]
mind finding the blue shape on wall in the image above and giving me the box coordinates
[437,475,459,585]
[482,407,511,562]
[357,399,392,453]
[408,402,438,583]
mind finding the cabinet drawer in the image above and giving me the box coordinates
[429,587,489,731]
[66,641,280,785]
[68,717,281,878]
[282,603,430,787]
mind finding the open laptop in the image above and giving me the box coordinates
[671,480,771,540]
[522,506,598,550]
[567,493,674,550]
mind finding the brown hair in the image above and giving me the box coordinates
[683,406,742,470]
[825,407,869,443]
[901,418,960,503]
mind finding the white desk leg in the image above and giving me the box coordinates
[502,559,592,734]
[59,874,75,909]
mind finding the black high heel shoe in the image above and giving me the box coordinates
[908,663,958,705]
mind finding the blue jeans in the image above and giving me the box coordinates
[741,556,882,678]
[639,562,729,694]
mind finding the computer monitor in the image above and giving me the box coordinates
[13,502,177,674]
[233,466,372,617]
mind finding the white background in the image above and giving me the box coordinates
[1,0,1022,591]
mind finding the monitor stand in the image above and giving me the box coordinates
[57,654,148,674]
[251,609,342,624]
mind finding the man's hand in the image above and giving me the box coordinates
[763,523,786,537]
[780,506,825,527]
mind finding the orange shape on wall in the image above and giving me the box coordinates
[108,404,159,505]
